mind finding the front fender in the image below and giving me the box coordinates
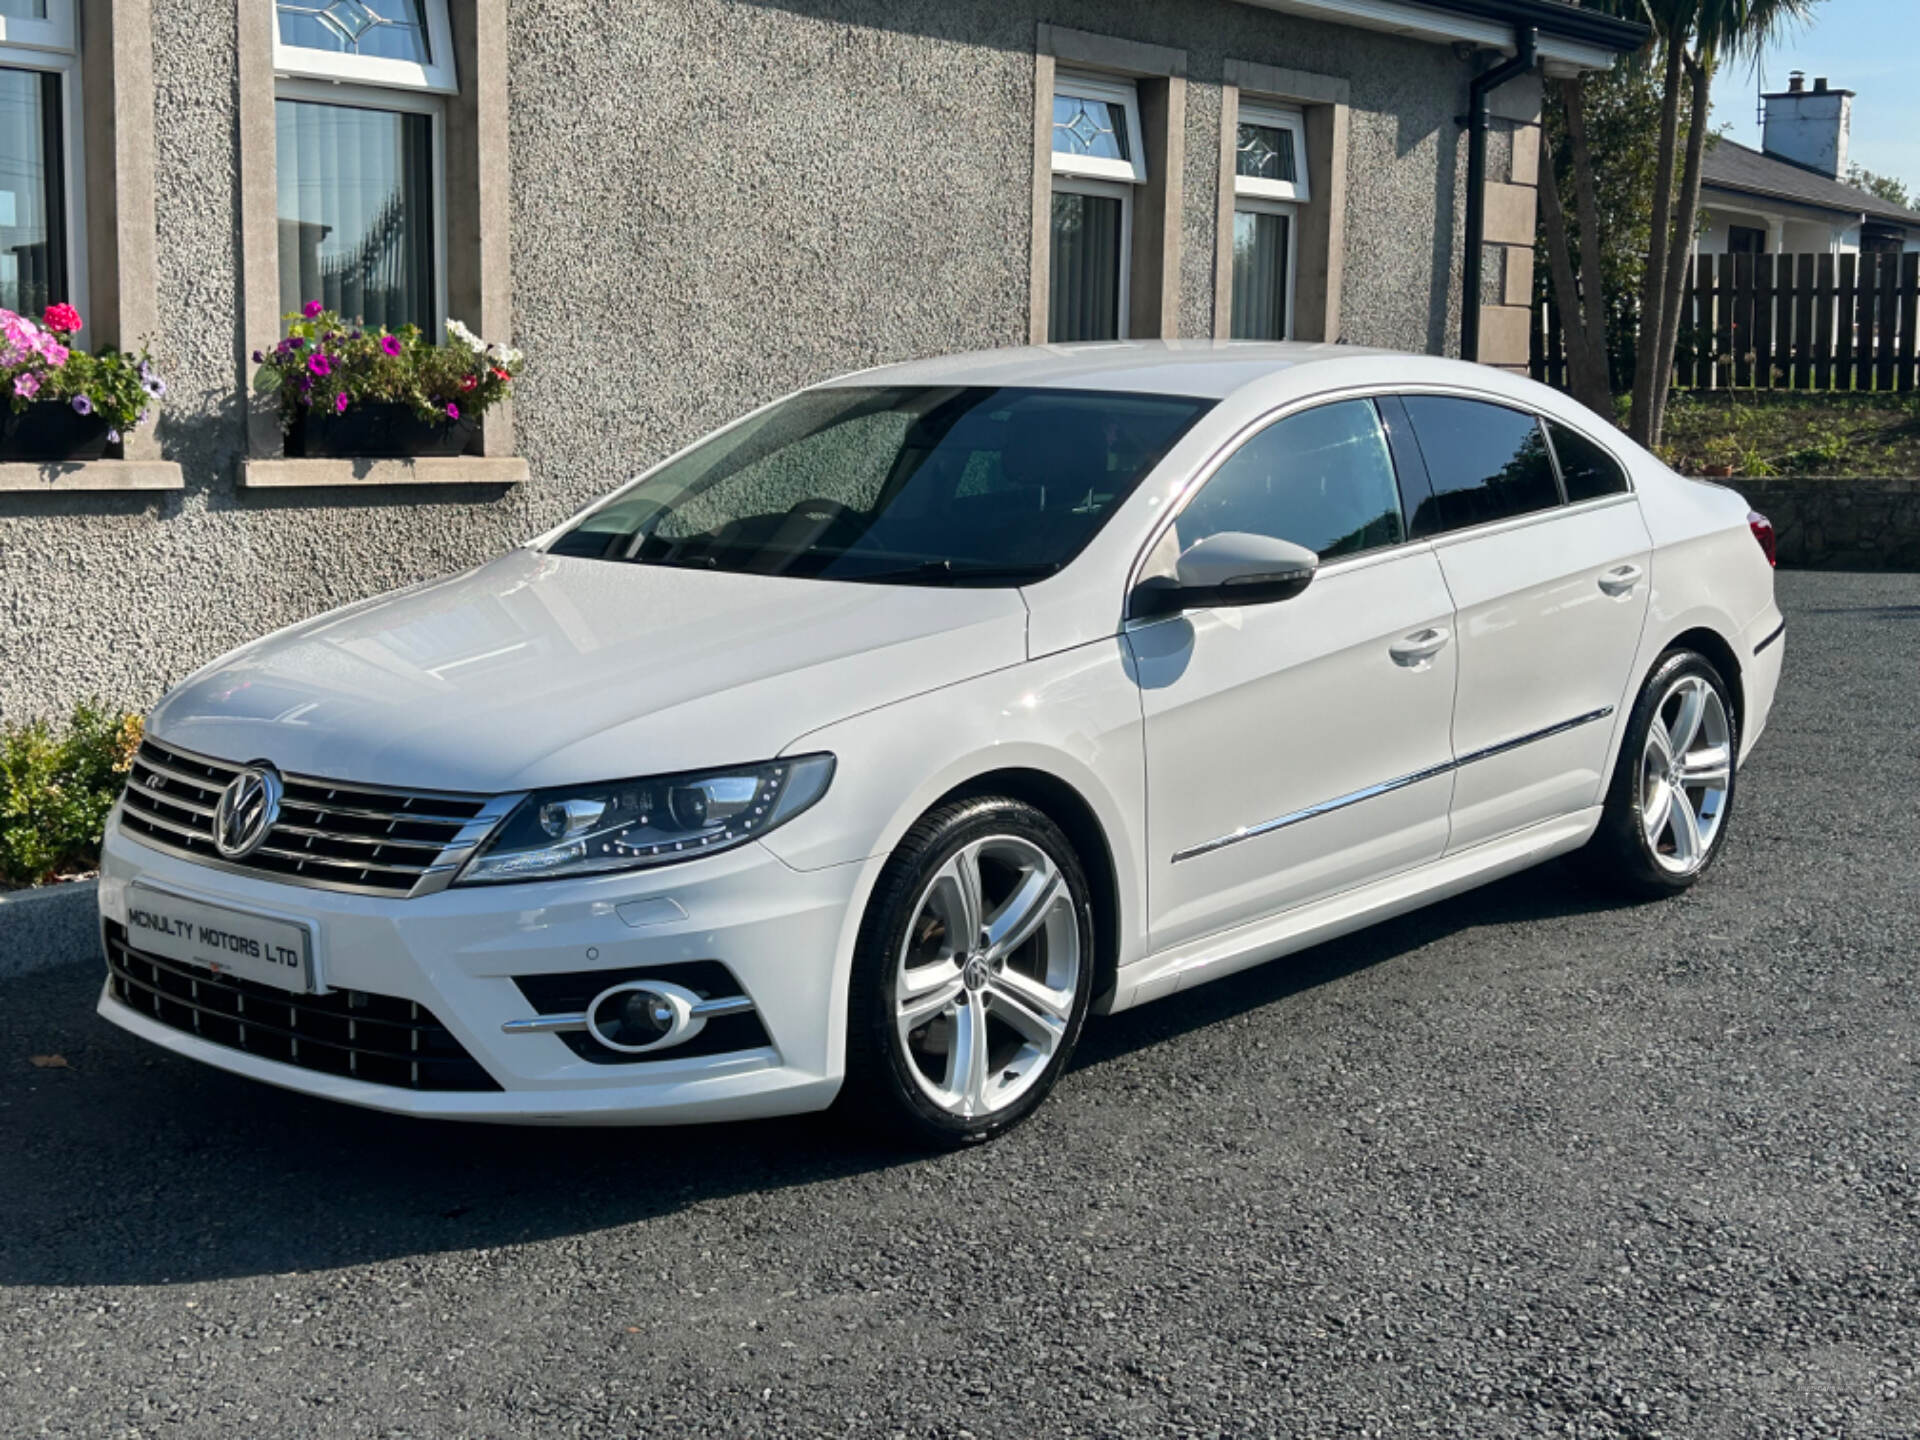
[760,637,1150,973]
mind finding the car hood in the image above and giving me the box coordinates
[149,550,1030,793]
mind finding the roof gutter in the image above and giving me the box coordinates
[1460,25,1537,363]
[1226,0,1644,75]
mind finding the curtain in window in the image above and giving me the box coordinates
[1050,190,1123,343]
[0,66,66,317]
[276,99,435,332]
[1230,209,1290,341]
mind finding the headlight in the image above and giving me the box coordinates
[456,754,835,885]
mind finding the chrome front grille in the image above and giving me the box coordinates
[118,738,515,897]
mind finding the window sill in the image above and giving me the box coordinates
[239,456,530,488]
[0,460,185,492]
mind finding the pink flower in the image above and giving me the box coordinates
[307,353,331,378]
[445,402,460,421]
[334,391,349,414]
[302,300,324,319]
[379,334,402,357]
[41,303,82,336]
[36,337,68,367]
[13,372,39,399]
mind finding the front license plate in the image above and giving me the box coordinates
[124,887,314,993]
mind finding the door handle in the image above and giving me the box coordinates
[1598,563,1644,596]
[1389,626,1451,667]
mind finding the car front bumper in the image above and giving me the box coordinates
[95,818,874,1125]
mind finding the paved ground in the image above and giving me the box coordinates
[2,569,1916,1439]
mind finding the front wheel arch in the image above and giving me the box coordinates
[927,767,1120,1015]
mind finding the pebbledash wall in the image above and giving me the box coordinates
[0,0,1552,722]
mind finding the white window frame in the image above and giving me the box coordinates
[1234,100,1309,204]
[274,75,450,330]
[0,0,87,327]
[1050,70,1147,186]
[1050,174,1133,342]
[1230,196,1297,341]
[273,0,457,95]
[0,0,74,54]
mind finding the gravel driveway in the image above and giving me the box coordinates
[2,568,1915,1439]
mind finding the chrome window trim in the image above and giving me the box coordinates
[1123,380,1641,613]
[1170,706,1615,863]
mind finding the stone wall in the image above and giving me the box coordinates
[0,0,1482,721]
[1736,478,1920,570]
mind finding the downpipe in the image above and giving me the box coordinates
[1460,25,1538,363]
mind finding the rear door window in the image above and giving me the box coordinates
[1544,419,1631,503]
[1400,397,1561,537]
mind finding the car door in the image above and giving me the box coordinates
[1395,395,1652,853]
[1126,397,1458,955]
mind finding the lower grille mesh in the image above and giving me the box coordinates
[105,923,500,1092]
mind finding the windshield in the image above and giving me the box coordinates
[547,386,1214,584]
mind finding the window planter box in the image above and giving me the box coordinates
[287,401,477,459]
[0,402,113,462]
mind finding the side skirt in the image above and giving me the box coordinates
[1108,807,1603,1012]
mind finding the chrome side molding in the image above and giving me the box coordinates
[1171,706,1616,864]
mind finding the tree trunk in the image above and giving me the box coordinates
[1648,53,1714,448]
[1538,104,1610,416]
[1629,39,1687,446]
[1564,76,1615,412]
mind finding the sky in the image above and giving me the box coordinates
[1708,0,1920,188]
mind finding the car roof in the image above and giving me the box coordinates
[819,340,1448,401]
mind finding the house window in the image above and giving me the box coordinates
[273,0,453,332]
[0,0,81,320]
[1049,71,1145,343]
[1726,224,1766,255]
[1230,102,1308,341]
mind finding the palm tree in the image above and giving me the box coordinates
[1626,0,1821,448]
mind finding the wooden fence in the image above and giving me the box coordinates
[1531,250,1920,394]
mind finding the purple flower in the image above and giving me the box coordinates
[143,376,166,397]
[302,300,323,319]
[379,334,402,358]
[70,394,92,416]
[445,402,460,421]
[334,392,349,414]
[307,353,332,378]
[252,349,264,363]
[107,429,120,444]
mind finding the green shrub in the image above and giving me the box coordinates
[0,703,142,888]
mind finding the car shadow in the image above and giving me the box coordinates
[0,859,1640,1289]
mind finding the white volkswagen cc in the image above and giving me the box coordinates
[97,343,1784,1145]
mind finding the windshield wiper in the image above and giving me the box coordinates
[837,559,1059,586]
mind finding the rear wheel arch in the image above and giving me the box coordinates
[1662,625,1744,739]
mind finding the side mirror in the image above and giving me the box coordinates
[1129,531,1319,619]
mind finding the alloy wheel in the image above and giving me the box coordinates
[893,834,1081,1119]
[1639,673,1732,876]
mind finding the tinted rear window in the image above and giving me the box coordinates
[1546,419,1631,503]
[1402,397,1561,537]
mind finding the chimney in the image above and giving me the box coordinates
[1763,72,1853,179]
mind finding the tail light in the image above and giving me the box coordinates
[1748,510,1776,567]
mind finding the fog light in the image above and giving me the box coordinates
[583,979,707,1054]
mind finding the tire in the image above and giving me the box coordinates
[843,796,1095,1148]
[1586,647,1739,898]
